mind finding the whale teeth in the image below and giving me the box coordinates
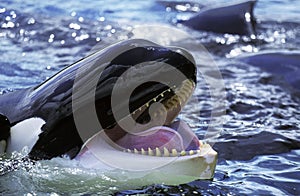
[155,147,161,156]
[177,94,186,103]
[171,149,177,156]
[199,140,203,147]
[163,147,170,157]
[182,91,190,99]
[131,80,195,123]
[148,147,154,156]
[134,148,139,154]
[183,87,191,94]
[180,150,186,156]
[141,148,146,155]
[171,99,180,108]
[125,147,201,157]
[155,106,167,118]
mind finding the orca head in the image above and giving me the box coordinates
[26,39,199,160]
[69,39,217,178]
[73,39,200,153]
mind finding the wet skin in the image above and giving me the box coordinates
[0,39,198,160]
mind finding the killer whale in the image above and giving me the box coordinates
[0,39,217,179]
[180,0,257,36]
[0,39,196,159]
[236,51,300,90]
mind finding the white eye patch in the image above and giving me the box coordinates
[6,117,45,154]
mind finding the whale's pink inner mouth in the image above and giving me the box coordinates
[114,120,200,152]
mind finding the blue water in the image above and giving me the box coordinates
[1,0,300,195]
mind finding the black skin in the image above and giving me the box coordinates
[0,113,10,144]
[0,39,197,160]
[181,0,257,36]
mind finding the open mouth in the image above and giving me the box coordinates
[103,79,201,157]
[72,40,217,178]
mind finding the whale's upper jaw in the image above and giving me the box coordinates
[92,43,197,131]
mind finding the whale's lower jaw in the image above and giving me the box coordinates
[75,131,217,181]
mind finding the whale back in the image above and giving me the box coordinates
[181,0,257,36]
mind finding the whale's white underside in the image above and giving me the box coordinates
[6,117,45,154]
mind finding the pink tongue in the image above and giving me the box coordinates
[169,120,200,151]
[115,120,199,151]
